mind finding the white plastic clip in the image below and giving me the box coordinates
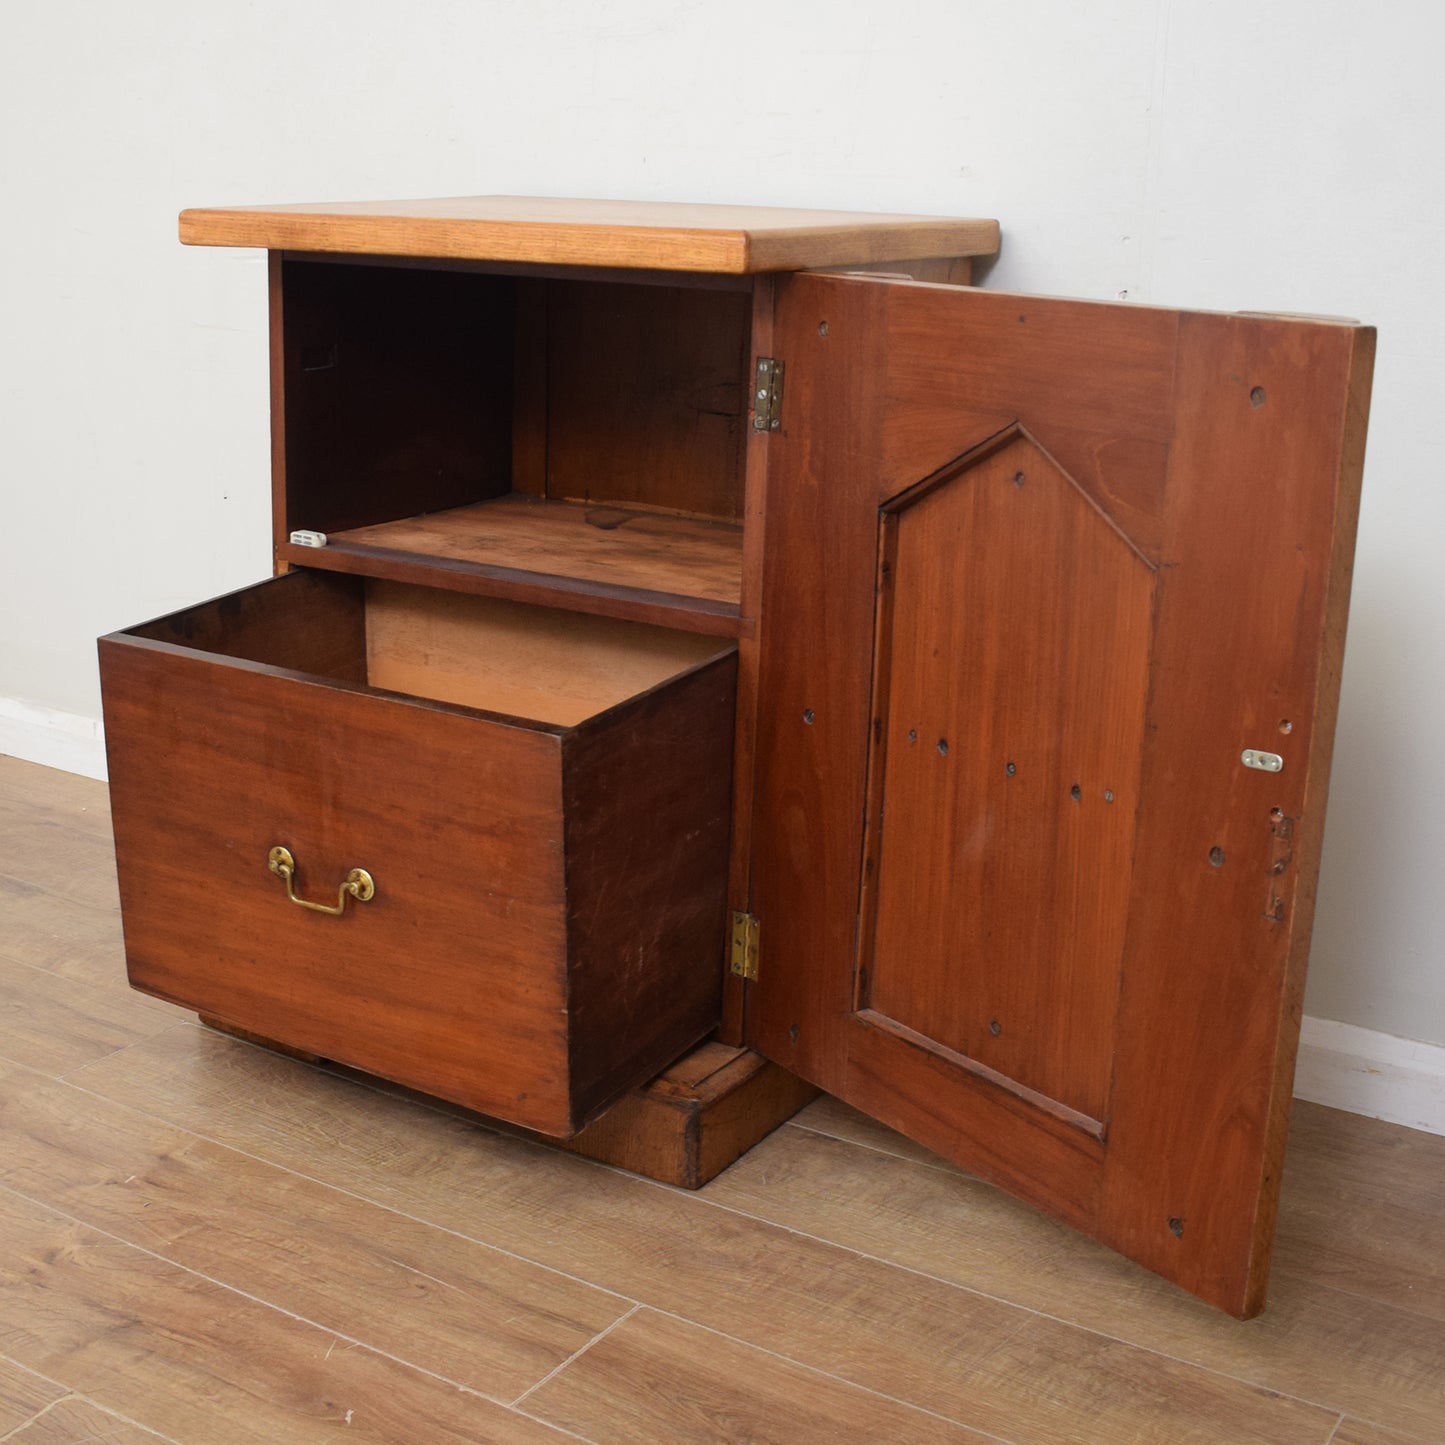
[289,530,328,548]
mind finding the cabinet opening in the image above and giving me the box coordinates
[278,259,750,626]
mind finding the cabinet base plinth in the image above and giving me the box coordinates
[196,1017,816,1189]
[550,1040,818,1187]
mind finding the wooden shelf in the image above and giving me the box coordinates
[277,494,745,637]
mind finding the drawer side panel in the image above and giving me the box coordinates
[563,652,739,1126]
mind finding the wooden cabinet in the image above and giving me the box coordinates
[99,196,1372,1318]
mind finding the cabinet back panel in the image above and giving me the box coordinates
[281,261,515,536]
[544,282,750,521]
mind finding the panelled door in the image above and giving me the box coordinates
[745,272,1373,1316]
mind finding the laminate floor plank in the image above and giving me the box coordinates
[0,871,131,984]
[0,1354,65,1435]
[0,1054,631,1406]
[0,757,111,836]
[522,1306,993,1444]
[1273,1103,1445,1321]
[788,1092,970,1173]
[5,752,1444,1445]
[4,1394,176,1443]
[70,1027,1342,1445]
[1329,1418,1437,1445]
[0,955,178,1078]
[0,1186,578,1445]
[702,1121,1445,1440]
[0,802,118,912]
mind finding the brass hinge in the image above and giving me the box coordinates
[729,910,760,980]
[752,357,785,432]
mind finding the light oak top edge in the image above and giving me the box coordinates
[177,195,1001,273]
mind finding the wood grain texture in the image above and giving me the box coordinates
[0,1355,63,1435]
[0,1062,630,1405]
[523,1307,992,1443]
[562,655,737,1119]
[179,195,1001,274]
[2,1396,171,1443]
[880,284,1180,557]
[861,429,1155,1122]
[6,758,1441,1444]
[1329,1420,1437,1445]
[70,1028,1350,1444]
[0,795,119,913]
[0,1188,571,1444]
[545,281,750,519]
[0,874,127,983]
[747,272,1374,1316]
[705,1111,1445,1441]
[322,492,743,612]
[0,756,111,834]
[102,573,735,1135]
[555,1044,817,1187]
[1273,1103,1445,1322]
[363,579,728,726]
[0,955,175,1077]
[1098,317,1375,1315]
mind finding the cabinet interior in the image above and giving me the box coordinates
[276,258,752,631]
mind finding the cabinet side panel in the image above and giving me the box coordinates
[562,653,739,1127]
[281,260,515,535]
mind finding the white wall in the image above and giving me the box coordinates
[3,2,1442,1063]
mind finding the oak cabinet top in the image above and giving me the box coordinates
[178,194,1000,273]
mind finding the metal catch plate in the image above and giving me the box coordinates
[1242,749,1284,773]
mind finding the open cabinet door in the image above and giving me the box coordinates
[745,272,1373,1317]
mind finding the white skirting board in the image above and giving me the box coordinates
[1293,1016,1445,1137]
[0,696,108,781]
[2,696,1443,1137]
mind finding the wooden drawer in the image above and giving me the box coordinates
[98,570,737,1136]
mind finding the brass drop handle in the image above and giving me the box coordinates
[267,846,375,916]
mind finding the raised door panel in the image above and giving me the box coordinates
[860,428,1155,1128]
[746,273,1373,1315]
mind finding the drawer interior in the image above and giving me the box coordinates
[130,571,732,727]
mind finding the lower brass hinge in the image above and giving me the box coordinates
[752,358,784,432]
[729,910,760,980]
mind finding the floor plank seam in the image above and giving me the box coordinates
[48,1068,642,1309]
[78,1029,1381,1431]
[57,1018,237,1083]
[0,1389,183,1445]
[784,1117,973,1179]
[0,1400,62,1444]
[0,1178,551,1418]
[509,1303,642,1409]
[661,1185,1360,1423]
[646,1304,1022,1444]
[42,1014,1441,1434]
[508,1404,601,1444]
[1270,1262,1444,1331]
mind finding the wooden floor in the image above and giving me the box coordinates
[1,754,1442,1444]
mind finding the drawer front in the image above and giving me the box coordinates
[100,573,737,1136]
